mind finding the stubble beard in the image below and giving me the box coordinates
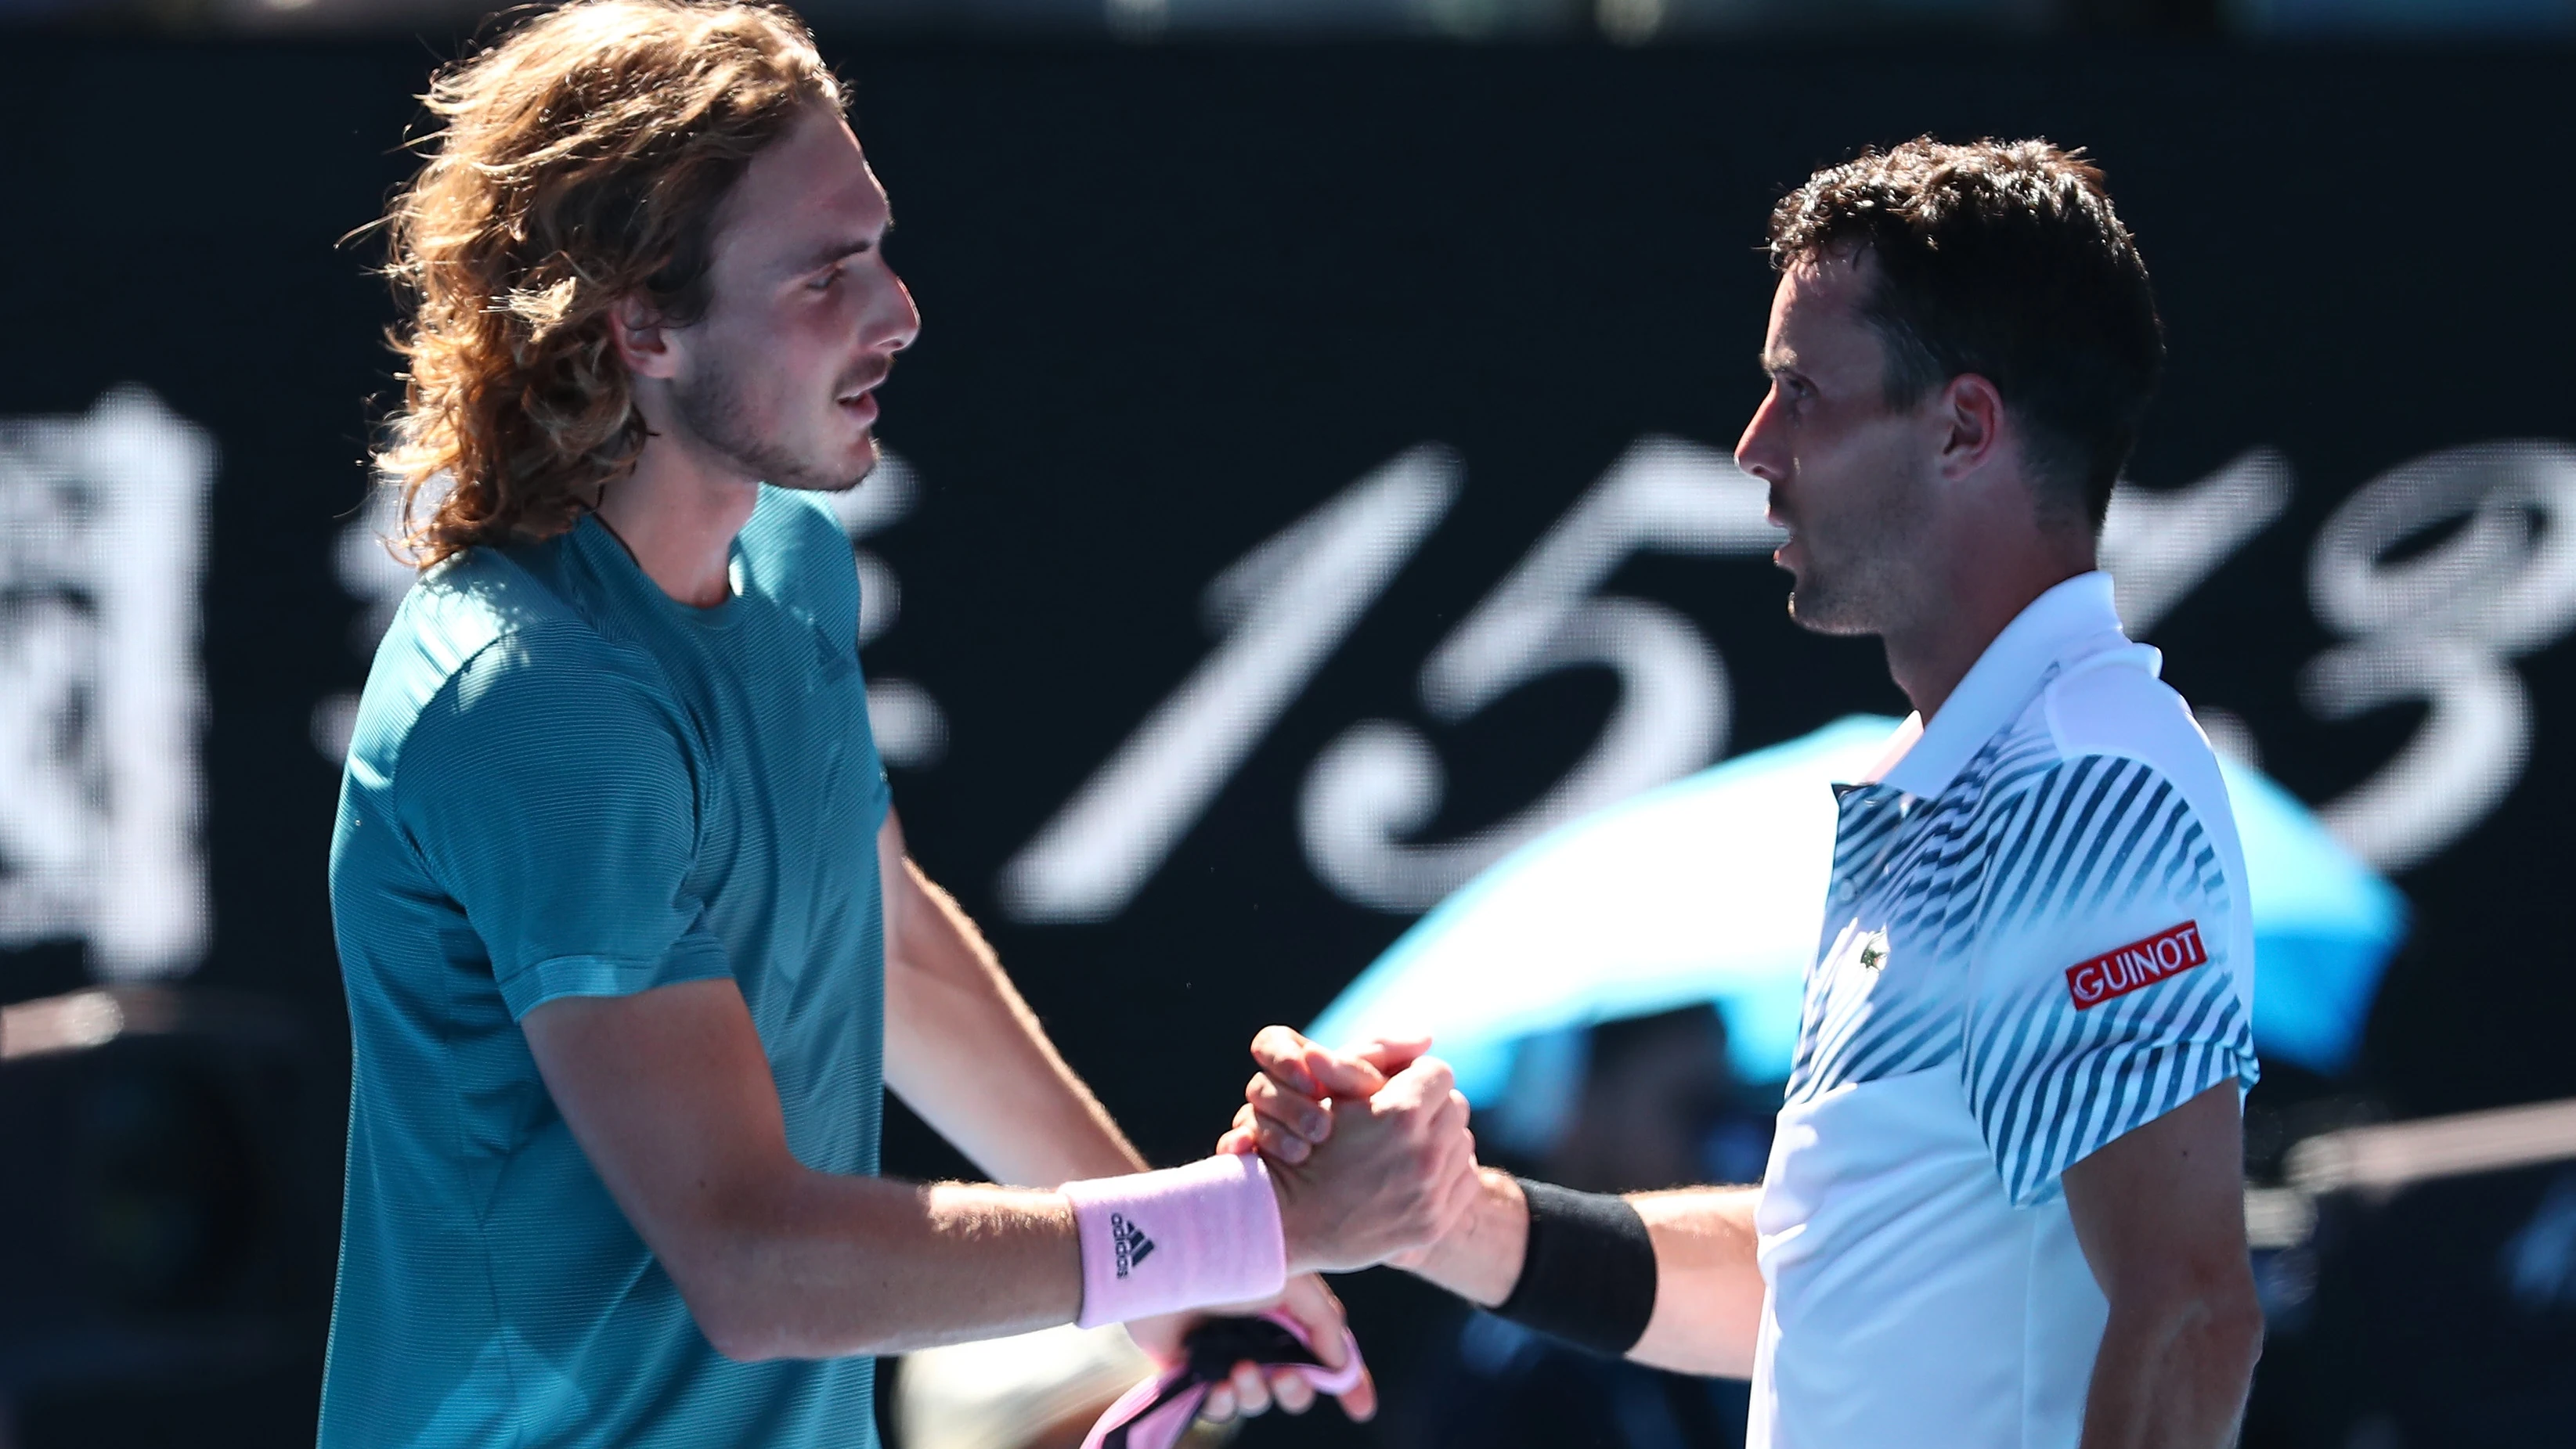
[672,348,875,496]
[1780,479,1925,640]
[1787,550,1902,636]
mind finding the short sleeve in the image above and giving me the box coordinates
[396,626,731,1018]
[1964,754,2259,1206]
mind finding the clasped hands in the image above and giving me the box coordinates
[1154,1025,1481,1423]
[1222,1025,1483,1274]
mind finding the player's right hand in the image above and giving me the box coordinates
[1220,1027,1427,1166]
[1236,1028,1478,1276]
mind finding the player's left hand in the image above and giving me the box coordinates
[1126,1273,1376,1424]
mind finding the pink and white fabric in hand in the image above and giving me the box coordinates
[1081,1312,1369,1449]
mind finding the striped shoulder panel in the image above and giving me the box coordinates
[1962,752,2254,1205]
[1786,719,2069,1102]
[1980,753,2226,934]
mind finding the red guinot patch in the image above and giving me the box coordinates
[2065,921,2207,1011]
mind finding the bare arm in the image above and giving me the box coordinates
[523,976,1082,1361]
[521,984,1476,1368]
[2062,1081,2264,1449]
[1234,1029,1768,1376]
[878,811,1144,1186]
[1628,1185,1766,1377]
[875,812,1382,1418]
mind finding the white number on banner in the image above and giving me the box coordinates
[2100,449,2293,640]
[994,433,2576,924]
[998,448,1462,923]
[2304,441,2576,874]
[1300,436,1777,910]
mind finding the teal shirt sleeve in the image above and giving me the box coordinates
[396,623,731,1018]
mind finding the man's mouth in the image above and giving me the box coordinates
[1765,488,1802,559]
[836,362,893,419]
[836,370,887,424]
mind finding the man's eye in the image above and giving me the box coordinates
[809,268,841,292]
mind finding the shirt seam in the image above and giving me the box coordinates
[496,948,728,1018]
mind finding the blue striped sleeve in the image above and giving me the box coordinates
[392,624,732,1019]
[1964,754,2258,1206]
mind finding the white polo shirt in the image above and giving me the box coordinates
[1747,571,2260,1449]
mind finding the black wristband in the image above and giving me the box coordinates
[1492,1177,1658,1356]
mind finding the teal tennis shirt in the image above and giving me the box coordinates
[321,487,889,1448]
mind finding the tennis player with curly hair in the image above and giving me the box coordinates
[322,4,1481,1445]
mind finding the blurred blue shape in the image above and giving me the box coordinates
[1311,715,2405,1105]
[2221,758,2410,1076]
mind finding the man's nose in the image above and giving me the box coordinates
[872,269,922,354]
[1734,390,1786,485]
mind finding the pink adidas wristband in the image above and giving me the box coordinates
[1061,1153,1287,1328]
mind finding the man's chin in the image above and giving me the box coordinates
[770,440,879,496]
[1785,580,1878,637]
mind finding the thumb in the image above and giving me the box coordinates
[1250,1025,1327,1095]
[1351,1035,1433,1076]
[1374,1053,1456,1108]
[1302,1043,1389,1098]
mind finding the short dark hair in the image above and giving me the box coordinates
[1767,137,2164,528]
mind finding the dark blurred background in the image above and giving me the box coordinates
[4,0,2576,1446]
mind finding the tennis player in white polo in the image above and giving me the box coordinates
[1228,138,2266,1447]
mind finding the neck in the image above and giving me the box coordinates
[1881,528,2097,721]
[593,432,762,608]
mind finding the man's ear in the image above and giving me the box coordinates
[1934,372,2007,481]
[607,294,684,381]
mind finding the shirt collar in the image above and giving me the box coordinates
[1870,571,2148,800]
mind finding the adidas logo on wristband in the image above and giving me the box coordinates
[1109,1213,1158,1278]
[1063,1155,1282,1328]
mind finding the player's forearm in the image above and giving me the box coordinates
[1404,1171,1763,1376]
[672,1170,1084,1361]
[1626,1185,1766,1378]
[2076,1289,2263,1449]
[883,858,1145,1184]
[1402,1166,1528,1305]
[684,1112,1467,1362]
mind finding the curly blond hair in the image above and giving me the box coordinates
[373,0,841,565]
